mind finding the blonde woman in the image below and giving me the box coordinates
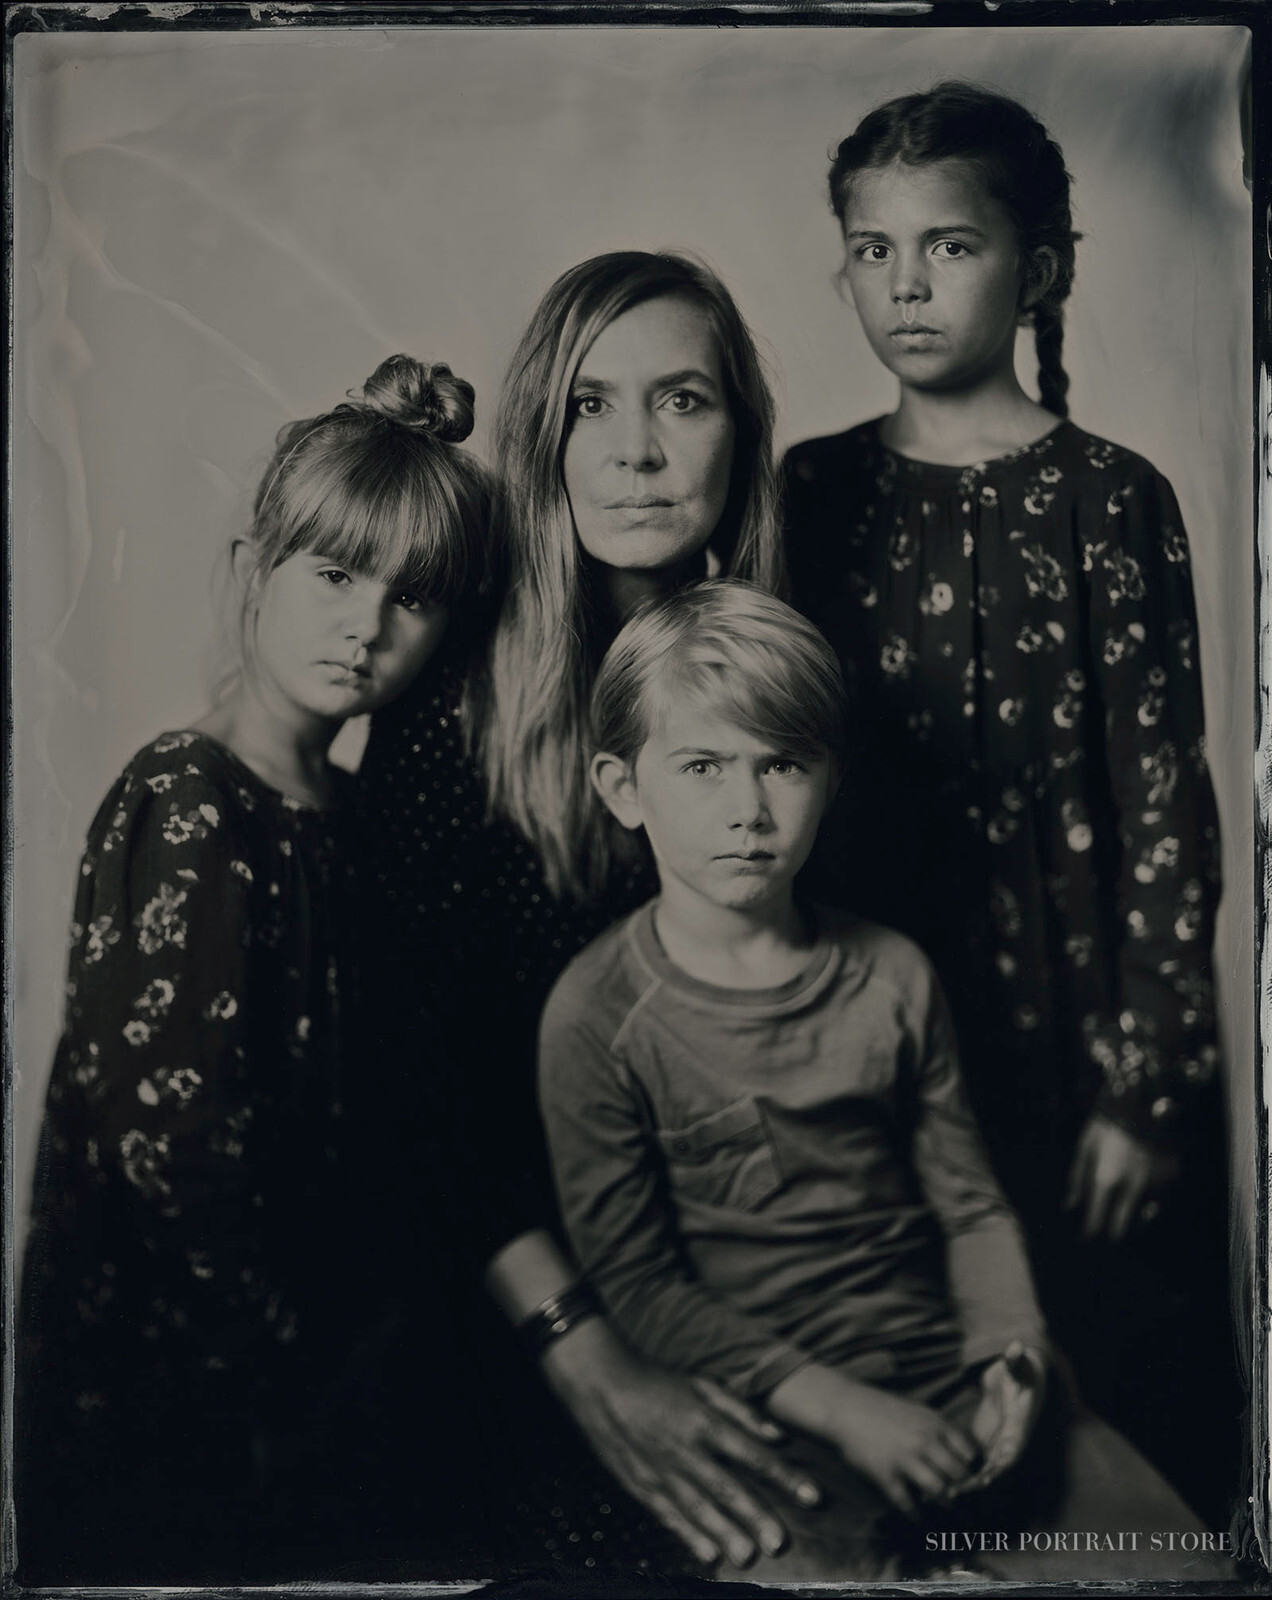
[357,253,811,1577]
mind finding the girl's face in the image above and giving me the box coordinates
[562,294,735,574]
[839,158,1029,394]
[249,552,448,724]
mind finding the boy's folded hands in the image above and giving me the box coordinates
[959,1340,1049,1494]
[767,1362,980,1518]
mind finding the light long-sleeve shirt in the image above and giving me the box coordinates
[539,903,1046,1402]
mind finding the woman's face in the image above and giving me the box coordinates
[562,294,735,574]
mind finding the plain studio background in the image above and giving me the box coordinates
[10,23,1253,1358]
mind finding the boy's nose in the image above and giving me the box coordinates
[728,777,773,831]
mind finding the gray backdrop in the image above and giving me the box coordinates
[11,26,1253,1299]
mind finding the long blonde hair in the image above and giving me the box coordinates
[477,252,785,901]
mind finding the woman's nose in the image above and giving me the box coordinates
[613,409,665,473]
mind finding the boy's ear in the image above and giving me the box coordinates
[590,752,643,831]
[1021,246,1059,312]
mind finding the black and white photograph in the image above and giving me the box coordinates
[4,5,1266,1593]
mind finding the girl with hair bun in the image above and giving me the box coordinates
[16,355,491,1584]
[784,82,1232,1512]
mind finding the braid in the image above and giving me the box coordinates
[1034,303,1070,419]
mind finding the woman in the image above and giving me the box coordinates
[356,252,814,1578]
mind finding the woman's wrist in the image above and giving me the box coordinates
[517,1279,603,1359]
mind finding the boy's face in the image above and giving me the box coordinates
[595,702,834,919]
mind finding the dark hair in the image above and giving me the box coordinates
[829,82,1080,417]
[246,353,489,614]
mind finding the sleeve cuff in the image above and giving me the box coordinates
[727,1344,815,1403]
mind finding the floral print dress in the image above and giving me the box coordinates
[17,731,365,1574]
[784,419,1220,1186]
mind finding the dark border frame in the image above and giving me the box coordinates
[2,3,1266,1595]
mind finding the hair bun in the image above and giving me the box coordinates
[357,353,476,443]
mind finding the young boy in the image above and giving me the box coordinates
[537,581,1219,1583]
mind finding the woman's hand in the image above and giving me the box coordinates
[540,1316,820,1568]
[957,1341,1047,1495]
[1063,1114,1179,1240]
[767,1362,978,1519]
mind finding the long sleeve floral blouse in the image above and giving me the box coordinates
[783,419,1221,1161]
[19,731,362,1488]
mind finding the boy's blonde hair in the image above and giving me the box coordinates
[591,579,848,774]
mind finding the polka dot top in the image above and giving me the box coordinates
[356,636,656,1264]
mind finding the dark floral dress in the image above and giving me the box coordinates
[15,732,385,1582]
[783,417,1232,1515]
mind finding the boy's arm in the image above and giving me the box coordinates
[905,957,1048,1370]
[538,992,809,1402]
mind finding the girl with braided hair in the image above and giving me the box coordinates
[784,82,1233,1515]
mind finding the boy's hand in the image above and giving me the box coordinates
[768,1364,978,1518]
[1063,1114,1179,1240]
[957,1341,1047,1494]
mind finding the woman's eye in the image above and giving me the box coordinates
[662,390,705,415]
[571,393,609,420]
[392,590,423,612]
[317,567,352,587]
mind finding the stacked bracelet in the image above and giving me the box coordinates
[517,1280,603,1359]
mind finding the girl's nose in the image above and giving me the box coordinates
[345,594,387,653]
[890,251,930,304]
[614,409,665,473]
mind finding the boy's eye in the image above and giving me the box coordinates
[767,758,805,777]
[856,243,891,264]
[570,393,610,420]
[682,759,719,778]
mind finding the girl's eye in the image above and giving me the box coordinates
[392,590,424,612]
[570,393,610,420]
[317,567,352,587]
[934,240,969,259]
[856,243,892,264]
